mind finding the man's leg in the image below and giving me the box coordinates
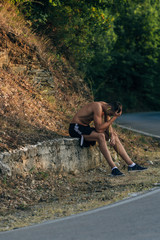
[107,132,133,165]
[83,131,116,169]
[113,134,148,171]
[105,131,147,172]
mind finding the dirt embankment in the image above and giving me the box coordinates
[0,23,92,152]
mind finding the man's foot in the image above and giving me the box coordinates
[128,164,147,172]
[111,168,124,176]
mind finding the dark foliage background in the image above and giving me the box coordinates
[10,0,160,112]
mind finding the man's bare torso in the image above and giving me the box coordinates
[71,102,108,126]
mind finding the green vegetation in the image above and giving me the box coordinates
[8,0,160,111]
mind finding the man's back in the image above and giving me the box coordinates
[71,102,103,126]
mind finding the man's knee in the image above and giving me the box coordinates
[97,132,106,142]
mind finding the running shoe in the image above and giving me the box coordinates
[128,164,147,172]
[111,168,124,176]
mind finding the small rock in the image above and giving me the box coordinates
[147,160,154,165]
[0,161,12,176]
[128,192,139,197]
[153,183,160,186]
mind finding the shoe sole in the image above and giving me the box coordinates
[128,168,148,173]
[109,173,125,177]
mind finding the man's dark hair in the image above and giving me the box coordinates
[109,101,122,113]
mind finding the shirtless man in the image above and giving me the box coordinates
[69,101,147,176]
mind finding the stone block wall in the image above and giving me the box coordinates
[0,138,105,176]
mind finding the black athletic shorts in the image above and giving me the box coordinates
[69,123,96,148]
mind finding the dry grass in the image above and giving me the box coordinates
[0,1,47,57]
[0,162,160,232]
[0,62,91,150]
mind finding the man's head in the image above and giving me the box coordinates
[108,101,122,116]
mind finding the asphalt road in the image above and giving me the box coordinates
[0,112,160,240]
[116,112,160,138]
[1,188,160,240]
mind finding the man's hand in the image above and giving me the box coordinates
[110,135,116,146]
[114,109,122,117]
[109,132,117,146]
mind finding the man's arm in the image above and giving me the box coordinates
[104,115,114,136]
[93,104,119,133]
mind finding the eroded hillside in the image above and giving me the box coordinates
[0,3,92,152]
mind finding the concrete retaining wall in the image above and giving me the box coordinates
[0,138,105,176]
